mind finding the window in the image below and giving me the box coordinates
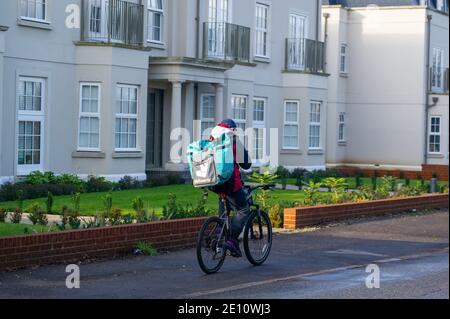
[309,102,321,149]
[201,94,216,140]
[338,112,346,142]
[115,85,138,150]
[148,0,163,43]
[287,14,307,70]
[431,48,444,92]
[429,116,441,154]
[283,101,299,149]
[17,77,45,175]
[253,98,266,162]
[20,0,47,21]
[436,0,449,13]
[340,44,348,74]
[78,84,100,150]
[255,3,269,58]
[232,95,247,132]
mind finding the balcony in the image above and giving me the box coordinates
[81,0,144,46]
[429,67,449,94]
[285,38,325,73]
[203,22,251,63]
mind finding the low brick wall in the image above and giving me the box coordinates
[0,217,207,271]
[284,194,449,230]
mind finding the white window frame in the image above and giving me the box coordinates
[231,94,248,131]
[17,77,46,176]
[200,94,216,140]
[283,100,300,150]
[115,84,139,152]
[20,0,48,23]
[428,115,442,154]
[338,112,346,143]
[253,97,266,163]
[340,43,348,74]
[309,101,322,150]
[255,3,270,58]
[431,48,444,92]
[78,83,101,151]
[147,0,164,44]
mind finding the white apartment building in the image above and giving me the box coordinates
[0,0,328,184]
[322,0,449,175]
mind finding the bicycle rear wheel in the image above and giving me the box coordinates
[243,210,272,266]
[197,216,228,274]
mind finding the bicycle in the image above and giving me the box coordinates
[196,183,276,274]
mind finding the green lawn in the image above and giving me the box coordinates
[0,185,318,216]
[0,223,58,237]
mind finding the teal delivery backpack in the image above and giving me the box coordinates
[187,133,234,188]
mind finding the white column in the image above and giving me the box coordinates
[166,80,185,171]
[214,83,224,122]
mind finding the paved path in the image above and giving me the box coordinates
[0,209,448,299]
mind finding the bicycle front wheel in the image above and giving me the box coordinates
[197,216,228,274]
[243,210,273,266]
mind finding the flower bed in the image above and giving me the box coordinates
[284,193,449,229]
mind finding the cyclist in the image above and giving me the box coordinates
[208,119,252,258]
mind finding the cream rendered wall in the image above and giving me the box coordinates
[324,6,448,170]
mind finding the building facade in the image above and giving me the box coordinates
[0,0,328,184]
[322,0,449,176]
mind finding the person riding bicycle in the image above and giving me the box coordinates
[209,119,252,258]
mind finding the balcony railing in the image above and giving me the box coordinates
[203,22,251,63]
[286,38,325,73]
[429,67,449,93]
[81,0,144,46]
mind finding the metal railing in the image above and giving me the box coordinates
[286,38,325,73]
[81,0,144,46]
[429,67,449,93]
[203,22,251,63]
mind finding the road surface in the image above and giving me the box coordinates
[0,209,448,299]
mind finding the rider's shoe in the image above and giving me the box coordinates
[225,238,242,258]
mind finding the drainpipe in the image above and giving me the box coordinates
[424,14,432,165]
[315,0,321,71]
[323,12,330,73]
[195,0,201,59]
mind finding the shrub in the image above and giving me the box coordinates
[102,193,113,216]
[397,186,425,198]
[302,181,323,206]
[291,168,306,179]
[268,204,284,228]
[132,197,147,223]
[323,177,348,204]
[357,185,375,201]
[248,171,278,210]
[10,208,23,224]
[24,171,56,185]
[371,176,377,191]
[355,175,362,188]
[54,174,85,190]
[46,191,54,214]
[134,242,158,256]
[276,166,290,179]
[162,193,178,220]
[310,170,326,183]
[441,184,449,193]
[56,205,69,231]
[0,208,7,222]
[72,193,81,214]
[26,202,48,226]
[380,176,398,192]
[17,190,24,212]
[118,176,140,190]
[0,183,82,201]
[86,175,113,193]
[107,208,123,226]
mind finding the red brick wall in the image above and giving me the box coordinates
[333,165,449,181]
[0,218,207,271]
[284,194,449,230]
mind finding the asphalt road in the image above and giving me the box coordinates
[0,209,448,299]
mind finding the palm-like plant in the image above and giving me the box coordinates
[302,181,323,206]
[323,177,348,203]
[248,171,278,210]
